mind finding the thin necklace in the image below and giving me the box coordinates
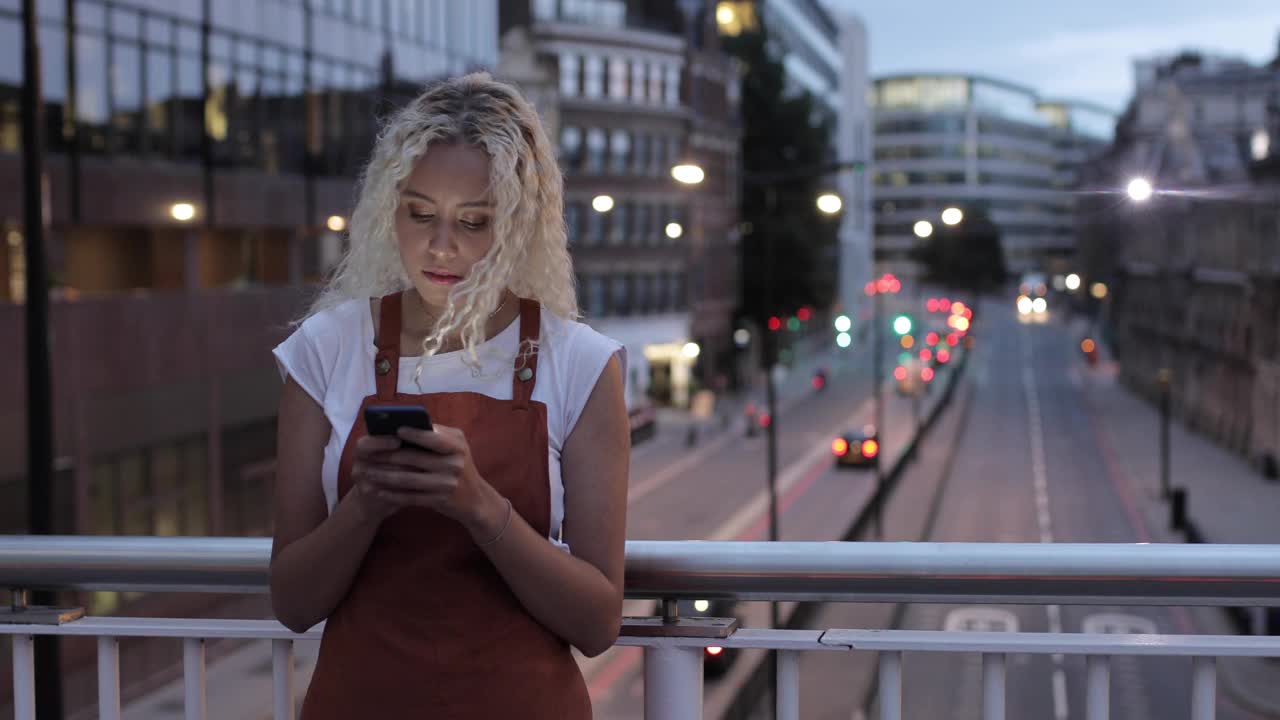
[414,290,510,325]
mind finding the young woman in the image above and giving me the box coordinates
[270,73,629,718]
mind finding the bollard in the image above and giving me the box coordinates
[1170,487,1187,532]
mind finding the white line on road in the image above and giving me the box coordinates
[1022,334,1068,720]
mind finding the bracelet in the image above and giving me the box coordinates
[477,498,513,548]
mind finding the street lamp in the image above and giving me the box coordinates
[816,192,843,215]
[671,163,705,185]
[665,222,684,239]
[170,202,197,222]
[326,214,347,232]
[913,220,934,238]
[1065,273,1081,291]
[1127,177,1153,203]
[591,194,615,213]
[941,207,963,226]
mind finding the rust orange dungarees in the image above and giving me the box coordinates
[300,293,592,718]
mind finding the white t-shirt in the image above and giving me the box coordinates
[272,298,625,552]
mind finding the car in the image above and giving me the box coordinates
[677,598,740,679]
[833,425,880,470]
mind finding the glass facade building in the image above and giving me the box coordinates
[870,73,1115,275]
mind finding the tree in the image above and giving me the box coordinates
[722,23,840,327]
[913,207,1008,293]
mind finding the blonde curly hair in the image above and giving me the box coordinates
[305,72,577,376]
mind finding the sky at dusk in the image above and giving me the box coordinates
[821,0,1280,112]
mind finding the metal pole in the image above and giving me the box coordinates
[1158,369,1171,499]
[872,287,884,539]
[762,185,780,717]
[21,2,63,717]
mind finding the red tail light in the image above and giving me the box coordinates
[812,375,825,390]
[861,439,879,458]
[937,349,951,364]
[832,438,849,456]
[893,366,908,381]
[758,413,772,428]
[926,332,939,346]
[921,367,935,382]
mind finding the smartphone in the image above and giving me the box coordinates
[364,405,433,436]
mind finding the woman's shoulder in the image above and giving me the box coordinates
[298,298,370,338]
[540,311,620,358]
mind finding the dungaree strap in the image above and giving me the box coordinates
[512,298,540,411]
[374,292,402,400]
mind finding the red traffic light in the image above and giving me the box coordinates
[861,439,880,459]
[921,367,935,382]
[797,307,812,322]
[832,437,849,456]
[768,316,782,331]
[893,366,908,381]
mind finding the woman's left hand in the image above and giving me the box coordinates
[372,424,504,538]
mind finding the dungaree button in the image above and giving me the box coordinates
[517,367,534,382]
[376,357,392,376]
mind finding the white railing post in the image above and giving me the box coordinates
[777,650,800,720]
[643,644,703,720]
[982,653,1005,720]
[1190,656,1216,720]
[878,651,902,720]
[98,635,122,720]
[13,633,35,720]
[272,639,295,720]
[183,637,207,720]
[1086,655,1109,720]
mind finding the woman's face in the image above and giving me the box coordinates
[395,141,496,310]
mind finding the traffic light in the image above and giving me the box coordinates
[787,316,801,332]
[834,314,851,332]
[768,316,781,331]
[893,315,912,335]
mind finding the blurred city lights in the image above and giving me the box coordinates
[170,203,196,222]
[900,335,915,349]
[894,366,908,381]
[694,600,711,612]
[797,307,812,321]
[950,301,965,315]
[920,348,932,362]
[671,163,705,185]
[715,2,735,26]
[946,333,960,347]
[1091,282,1109,299]
[1081,338,1097,354]
[787,316,801,332]
[1031,298,1047,314]
[836,332,851,348]
[913,220,934,238]
[893,315,913,335]
[937,349,951,364]
[592,194,615,212]
[834,315,852,332]
[1127,177,1153,203]
[1017,295,1033,315]
[926,298,939,313]
[1065,273,1082,291]
[326,215,347,232]
[832,438,849,456]
[941,207,963,225]
[682,342,701,359]
[816,193,843,214]
[954,316,971,332]
[665,222,684,239]
[921,367,935,382]
[734,328,751,347]
[864,282,877,296]
[926,332,939,346]
[768,316,782,331]
[1252,129,1271,161]
[861,439,879,458]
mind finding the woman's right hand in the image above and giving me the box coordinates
[349,434,411,524]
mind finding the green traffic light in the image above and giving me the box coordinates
[893,315,913,335]
[787,317,801,332]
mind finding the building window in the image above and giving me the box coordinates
[612,274,631,315]
[584,54,603,98]
[632,134,648,175]
[586,128,606,174]
[559,53,580,97]
[649,134,664,176]
[564,202,581,244]
[664,64,680,106]
[587,204,605,245]
[589,275,607,315]
[636,274,652,314]
[631,61,646,103]
[670,272,685,309]
[610,129,630,174]
[560,125,582,170]
[612,203,630,245]
[608,56,628,100]
[648,61,663,103]
[634,204,650,246]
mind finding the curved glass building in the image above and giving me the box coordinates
[870,73,1115,276]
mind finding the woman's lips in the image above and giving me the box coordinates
[423,270,462,285]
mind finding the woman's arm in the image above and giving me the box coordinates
[269,377,390,633]
[473,354,629,656]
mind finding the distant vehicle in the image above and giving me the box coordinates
[1081,337,1098,366]
[1016,293,1049,323]
[677,598,740,679]
[1019,272,1049,298]
[811,367,828,392]
[833,425,880,470]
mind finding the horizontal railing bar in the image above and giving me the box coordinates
[820,629,1280,657]
[3,537,1279,603]
[8,617,1278,660]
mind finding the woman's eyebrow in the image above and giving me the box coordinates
[402,188,493,208]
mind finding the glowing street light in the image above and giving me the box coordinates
[715,3,735,26]
[592,194,615,213]
[834,314,852,333]
[170,203,196,222]
[836,332,851,348]
[913,220,934,238]
[1065,273,1081,291]
[1091,282,1109,299]
[816,193,843,215]
[326,215,347,232]
[671,163,705,185]
[682,342,701,359]
[941,207,963,226]
[1127,177,1153,203]
[665,222,684,239]
[733,328,751,347]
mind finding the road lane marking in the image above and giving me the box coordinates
[1022,331,1068,720]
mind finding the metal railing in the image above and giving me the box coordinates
[3,536,1280,720]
